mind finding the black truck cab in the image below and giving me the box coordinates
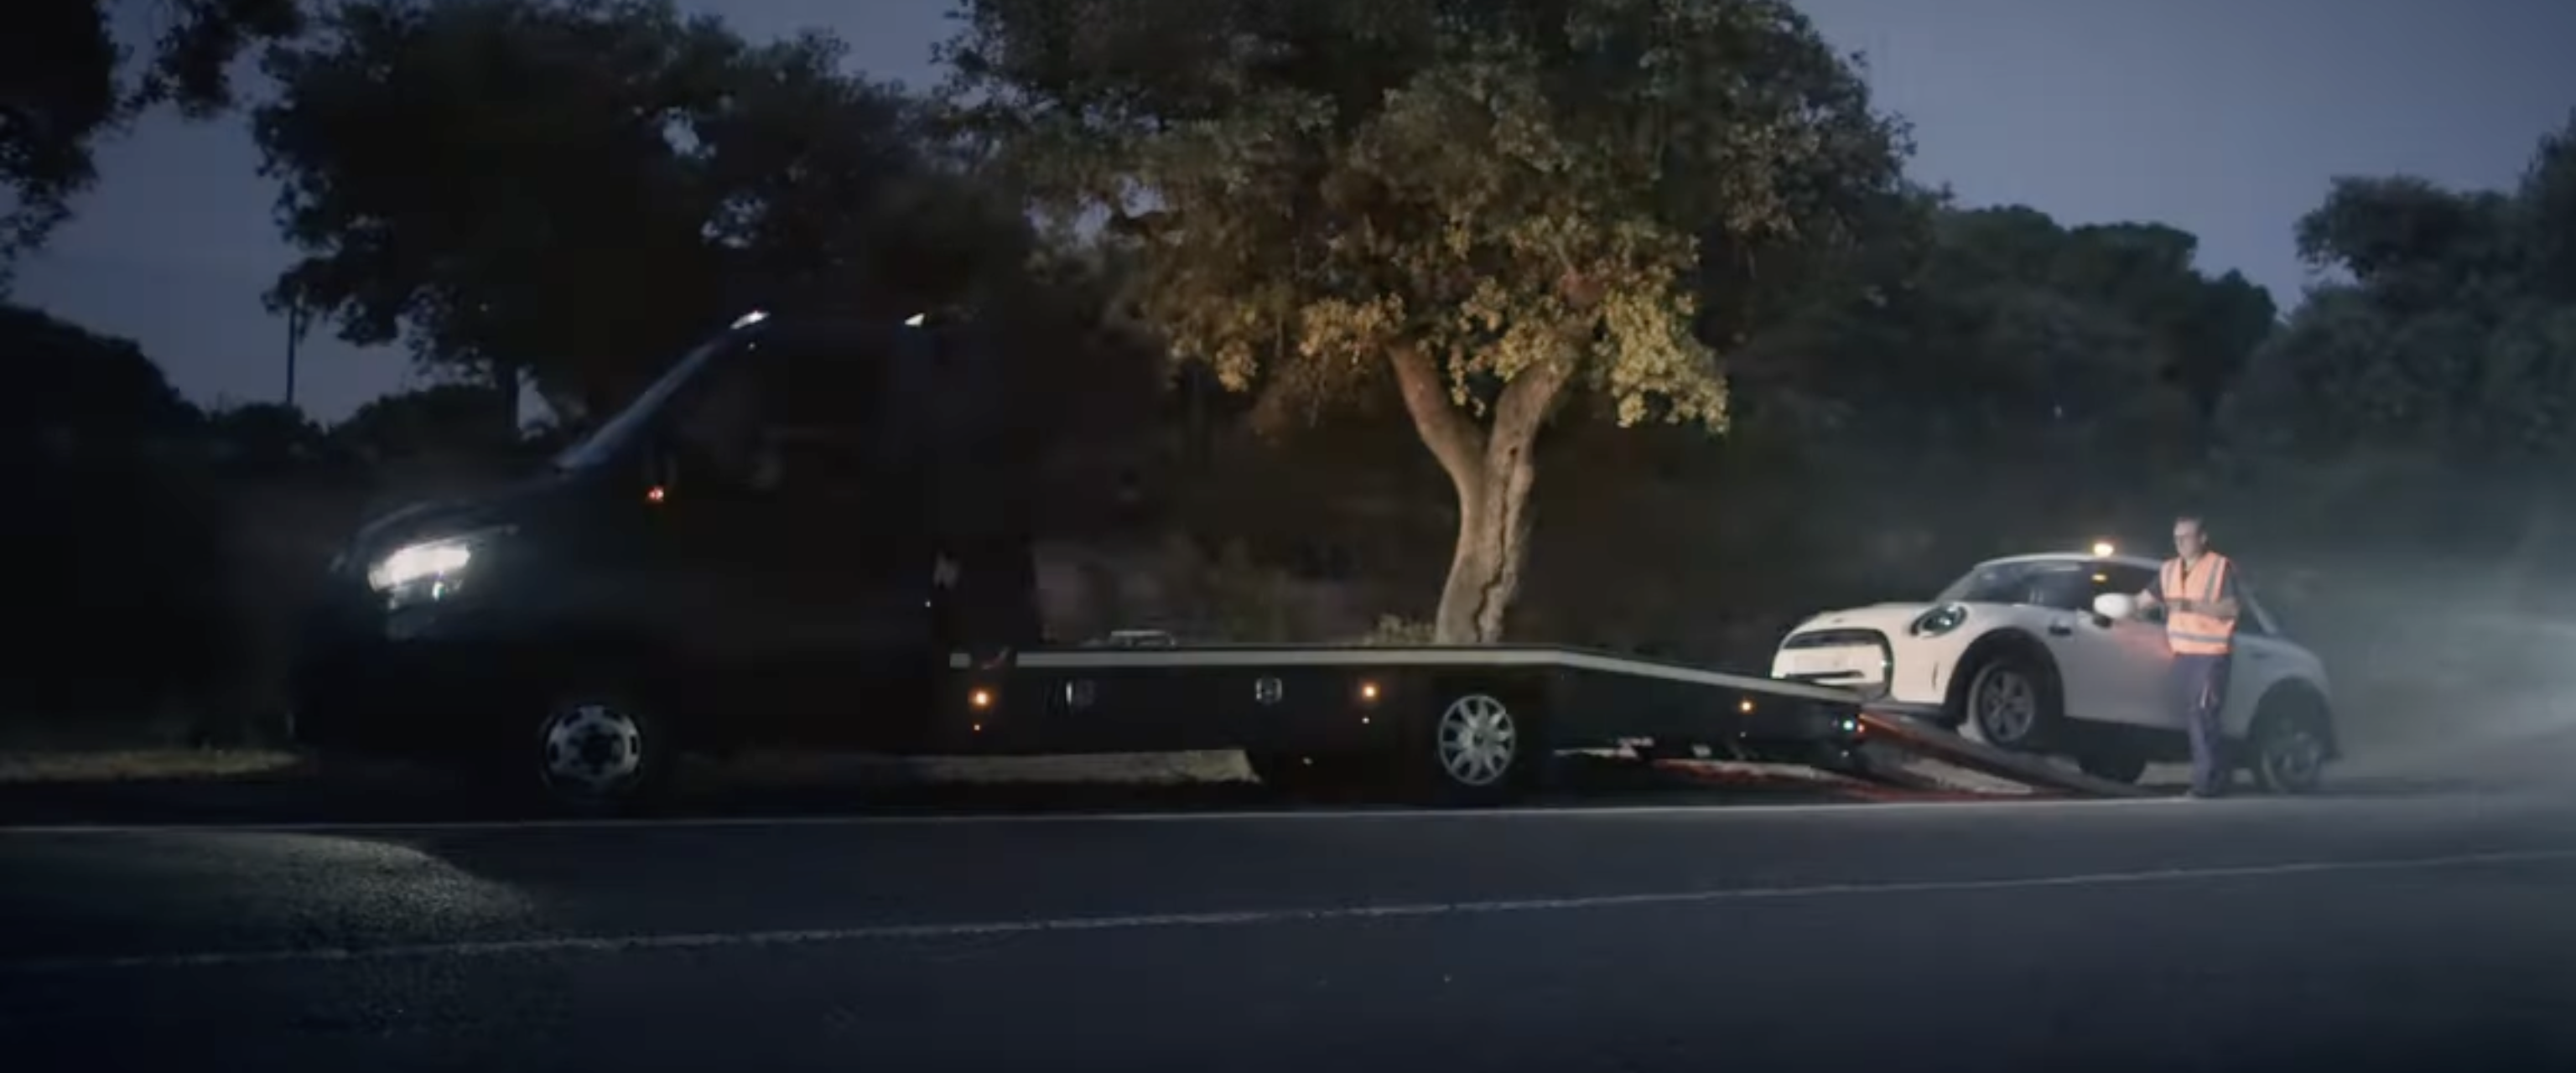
[292,312,1039,805]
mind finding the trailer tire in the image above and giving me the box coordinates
[1410,687,1545,806]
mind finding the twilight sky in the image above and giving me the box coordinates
[13,0,2576,422]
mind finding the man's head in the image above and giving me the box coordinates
[2173,515,2210,560]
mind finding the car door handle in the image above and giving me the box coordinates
[2047,622,2074,637]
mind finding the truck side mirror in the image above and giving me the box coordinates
[2092,593,2135,621]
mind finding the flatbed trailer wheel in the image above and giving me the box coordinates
[1410,687,1545,806]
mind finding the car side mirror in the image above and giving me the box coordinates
[2092,593,2136,621]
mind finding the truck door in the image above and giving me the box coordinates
[649,324,937,749]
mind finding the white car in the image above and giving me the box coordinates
[1769,549,2337,792]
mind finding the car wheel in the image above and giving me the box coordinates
[2251,702,2331,796]
[532,687,673,816]
[1964,654,2057,752]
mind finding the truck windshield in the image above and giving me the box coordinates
[548,332,736,472]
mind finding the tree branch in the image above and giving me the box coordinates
[1488,353,1576,443]
[1388,344,1483,485]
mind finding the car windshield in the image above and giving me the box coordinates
[1935,558,2122,611]
[548,331,737,472]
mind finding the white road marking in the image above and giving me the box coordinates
[7,847,2571,976]
[0,793,2193,837]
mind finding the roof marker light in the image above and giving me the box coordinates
[2090,541,2116,557]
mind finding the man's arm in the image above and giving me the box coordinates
[2170,566,2242,618]
[2203,566,2242,621]
[2136,571,2163,611]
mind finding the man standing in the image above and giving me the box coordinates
[2135,515,2242,798]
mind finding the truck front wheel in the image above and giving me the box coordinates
[529,683,676,816]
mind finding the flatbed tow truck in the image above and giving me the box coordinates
[289,311,2140,812]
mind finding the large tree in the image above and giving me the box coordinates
[1765,204,2274,442]
[1,303,236,723]
[2221,111,2576,573]
[2,0,304,286]
[945,0,1909,642]
[1721,200,2276,569]
[255,0,1023,421]
[2237,113,2576,466]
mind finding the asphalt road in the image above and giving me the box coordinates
[8,785,2576,1073]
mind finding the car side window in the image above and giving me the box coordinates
[2024,567,2098,611]
[2099,564,2158,598]
[2024,562,2159,613]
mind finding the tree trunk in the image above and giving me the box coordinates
[1389,347,1572,645]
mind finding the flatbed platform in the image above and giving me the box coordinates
[934,640,2157,804]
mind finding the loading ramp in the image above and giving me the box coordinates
[1841,710,2158,798]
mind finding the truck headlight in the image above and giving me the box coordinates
[366,526,511,606]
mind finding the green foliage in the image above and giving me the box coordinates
[203,401,335,475]
[1355,615,1437,646]
[0,0,305,286]
[0,303,202,440]
[256,0,1025,416]
[0,306,236,724]
[948,0,1908,433]
[948,0,1909,640]
[2236,113,2576,468]
[1754,203,2274,458]
[331,382,518,462]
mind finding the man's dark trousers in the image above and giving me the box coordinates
[2173,652,2232,796]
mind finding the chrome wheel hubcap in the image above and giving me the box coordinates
[1436,694,1517,787]
[541,703,645,797]
[1974,668,2039,742]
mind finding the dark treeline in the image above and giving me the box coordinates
[5,0,2573,740]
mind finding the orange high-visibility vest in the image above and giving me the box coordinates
[2160,552,2236,656]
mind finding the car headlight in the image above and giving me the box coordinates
[1909,603,1969,637]
[366,526,512,605]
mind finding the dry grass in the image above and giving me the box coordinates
[0,749,305,785]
